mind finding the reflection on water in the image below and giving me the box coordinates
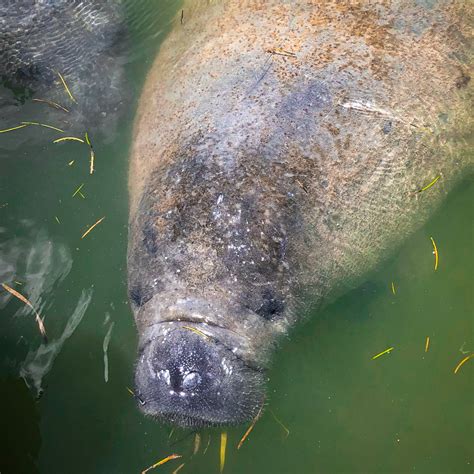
[0,222,72,316]
[0,1,472,473]
[20,288,93,398]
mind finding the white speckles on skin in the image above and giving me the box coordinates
[221,357,233,376]
[179,391,186,397]
[217,194,224,205]
[158,369,171,385]
[169,390,175,395]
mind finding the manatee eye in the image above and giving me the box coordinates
[182,371,201,391]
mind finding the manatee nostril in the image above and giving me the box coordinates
[182,371,201,391]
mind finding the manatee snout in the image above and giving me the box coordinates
[135,324,265,428]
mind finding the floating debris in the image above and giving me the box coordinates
[54,216,61,224]
[89,148,95,175]
[425,337,430,353]
[430,237,439,271]
[85,132,96,175]
[0,124,29,134]
[81,216,105,239]
[21,121,65,133]
[372,347,394,360]
[32,98,69,113]
[53,136,85,144]
[57,71,78,104]
[126,386,146,405]
[203,434,211,455]
[459,342,470,355]
[237,400,265,449]
[193,433,201,456]
[391,282,396,295]
[172,464,185,474]
[103,322,115,383]
[417,175,440,194]
[141,454,182,474]
[1,283,47,342]
[267,48,297,58]
[0,203,9,208]
[183,326,210,341]
[454,354,474,374]
[220,432,227,473]
[14,281,23,286]
[72,183,85,198]
[68,160,75,166]
[268,409,290,438]
[180,9,184,24]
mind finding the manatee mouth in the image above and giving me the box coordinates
[134,323,265,428]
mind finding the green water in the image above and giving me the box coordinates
[0,2,472,473]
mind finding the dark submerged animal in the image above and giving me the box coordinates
[0,0,127,136]
[128,0,473,428]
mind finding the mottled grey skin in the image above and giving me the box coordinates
[128,0,473,427]
[0,0,127,138]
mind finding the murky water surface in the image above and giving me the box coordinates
[0,2,472,473]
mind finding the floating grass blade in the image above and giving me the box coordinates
[72,183,85,198]
[391,281,396,295]
[430,237,439,271]
[220,432,227,473]
[54,136,85,144]
[372,347,394,360]
[454,354,474,374]
[425,337,430,353]
[141,454,182,474]
[417,175,440,193]
[1,283,47,342]
[21,121,65,133]
[183,326,210,340]
[89,148,95,175]
[0,124,28,134]
[237,400,265,449]
[172,463,185,474]
[103,322,115,383]
[57,72,78,104]
[268,408,290,438]
[193,433,201,455]
[32,98,69,113]
[81,217,105,239]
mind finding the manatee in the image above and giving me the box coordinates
[0,1,127,138]
[128,1,473,427]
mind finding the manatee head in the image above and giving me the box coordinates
[134,322,266,428]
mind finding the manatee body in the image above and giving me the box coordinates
[0,1,126,136]
[128,1,473,427]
